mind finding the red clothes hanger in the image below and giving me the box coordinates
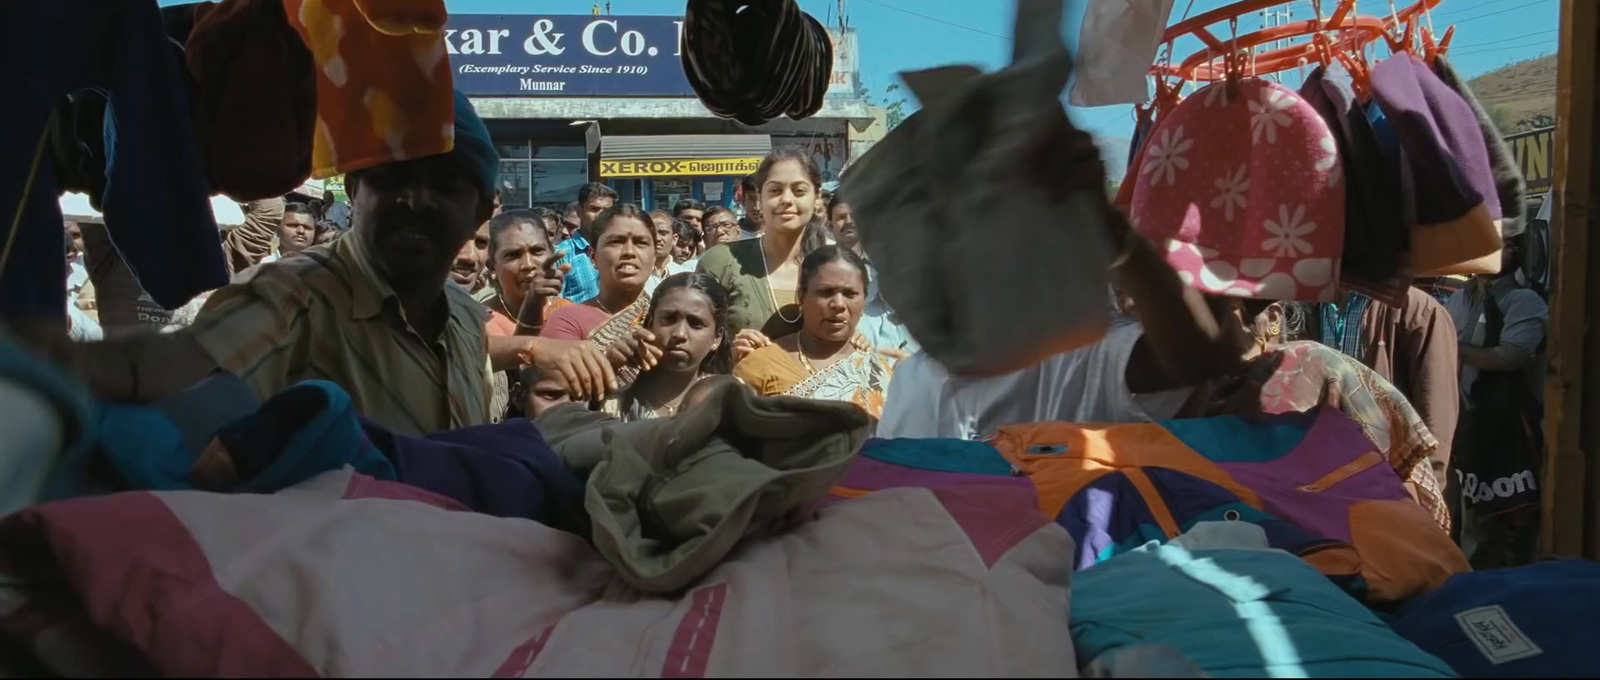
[1146,0,1448,101]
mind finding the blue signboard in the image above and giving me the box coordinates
[446,15,697,97]
[446,15,860,99]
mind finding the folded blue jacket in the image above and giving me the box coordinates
[1072,542,1457,678]
[1387,559,1600,678]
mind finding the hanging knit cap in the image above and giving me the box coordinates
[1131,78,1345,302]
[1371,53,1503,275]
[447,90,499,198]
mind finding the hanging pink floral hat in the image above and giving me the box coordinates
[1130,78,1345,301]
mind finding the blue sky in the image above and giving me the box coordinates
[167,0,1560,167]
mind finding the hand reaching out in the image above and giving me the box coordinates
[605,327,664,372]
[731,329,772,362]
[521,337,616,402]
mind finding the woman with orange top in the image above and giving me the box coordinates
[482,209,564,337]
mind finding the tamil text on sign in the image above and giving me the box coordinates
[600,158,764,178]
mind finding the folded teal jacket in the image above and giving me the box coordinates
[1071,542,1458,678]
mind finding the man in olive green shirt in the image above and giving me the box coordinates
[51,94,616,434]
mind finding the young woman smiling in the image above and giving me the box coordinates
[696,150,830,361]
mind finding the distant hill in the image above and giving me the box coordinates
[1469,53,1557,133]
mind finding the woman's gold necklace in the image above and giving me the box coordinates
[758,236,803,324]
[647,373,699,416]
[796,333,842,373]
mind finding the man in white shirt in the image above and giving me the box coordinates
[829,199,913,357]
[259,202,317,265]
[645,210,693,295]
[878,211,1251,441]
[879,315,1192,440]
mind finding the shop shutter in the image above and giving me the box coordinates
[601,135,772,161]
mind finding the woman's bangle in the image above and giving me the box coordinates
[518,337,542,367]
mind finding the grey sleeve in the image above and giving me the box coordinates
[1494,289,1549,361]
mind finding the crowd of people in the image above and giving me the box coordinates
[45,99,910,429]
[41,94,1547,565]
[450,146,911,423]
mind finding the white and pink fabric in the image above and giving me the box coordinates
[1130,78,1346,302]
[0,469,1078,678]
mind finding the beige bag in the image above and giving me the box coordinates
[527,489,1081,678]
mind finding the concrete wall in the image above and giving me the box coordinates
[846,106,889,172]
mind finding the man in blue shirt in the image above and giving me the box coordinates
[553,182,616,303]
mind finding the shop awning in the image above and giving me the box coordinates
[599,134,773,178]
[59,192,246,229]
[600,134,772,161]
[288,177,326,198]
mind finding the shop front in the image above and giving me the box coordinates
[598,135,768,210]
[444,13,874,212]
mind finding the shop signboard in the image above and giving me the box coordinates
[324,175,348,202]
[1507,126,1555,192]
[600,157,762,177]
[446,15,860,99]
[827,29,859,99]
[772,134,847,183]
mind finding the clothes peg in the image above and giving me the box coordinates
[1381,0,1413,54]
[1436,25,1454,57]
[1335,49,1372,100]
[1421,25,1439,62]
[1313,32,1335,67]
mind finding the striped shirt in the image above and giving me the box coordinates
[1319,292,1371,359]
[189,234,492,435]
[554,232,600,304]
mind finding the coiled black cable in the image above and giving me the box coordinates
[681,0,833,126]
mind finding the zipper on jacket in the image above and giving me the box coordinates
[1298,450,1384,493]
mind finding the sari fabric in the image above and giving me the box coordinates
[541,294,652,396]
[486,309,517,337]
[734,343,893,418]
[486,296,569,337]
[1207,341,1449,531]
[586,295,652,390]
